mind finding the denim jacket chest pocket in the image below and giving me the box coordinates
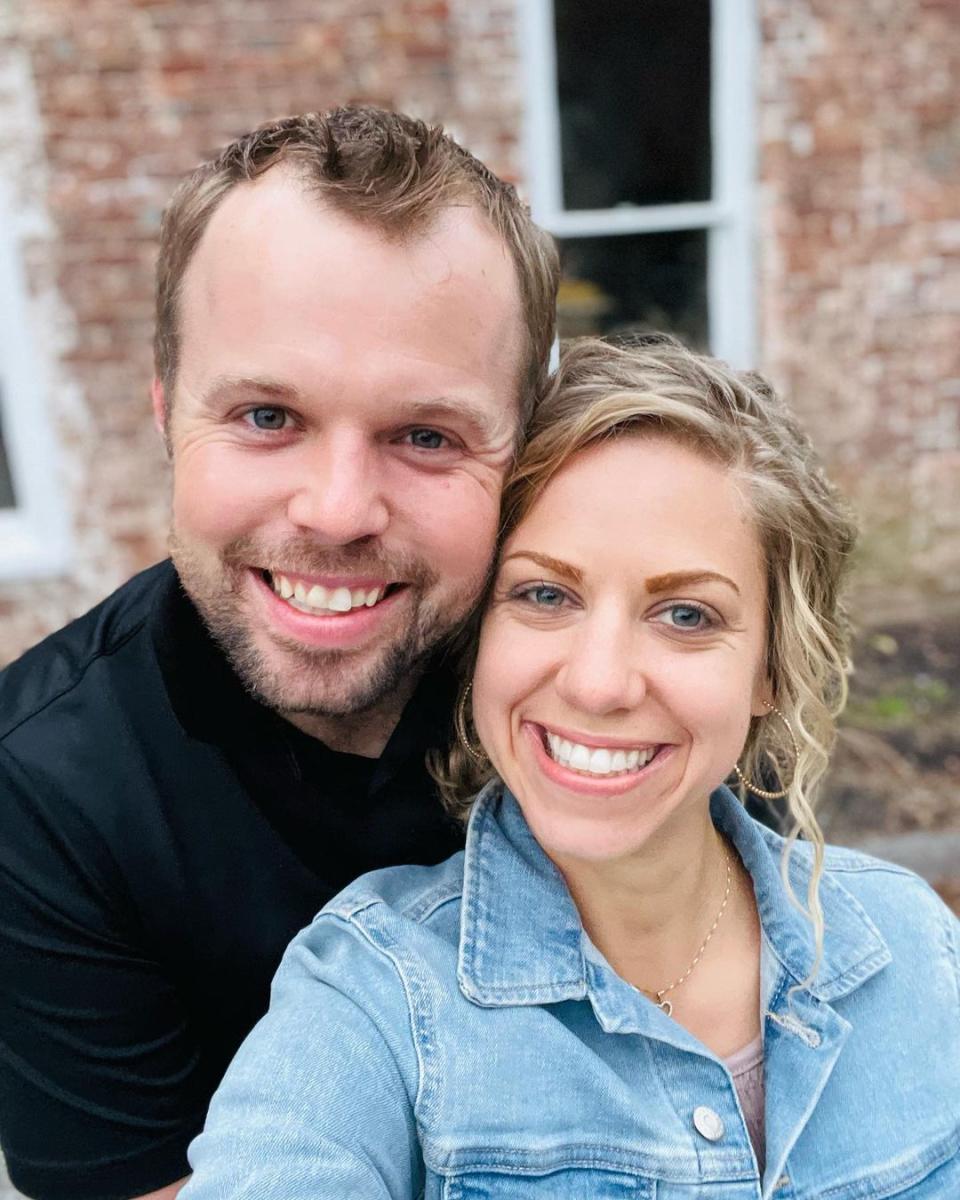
[437,1166,654,1199]
[415,996,763,1199]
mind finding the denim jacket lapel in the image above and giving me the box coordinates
[457,783,588,1007]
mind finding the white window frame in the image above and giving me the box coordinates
[518,0,757,367]
[0,178,71,580]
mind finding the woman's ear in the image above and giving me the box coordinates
[751,673,775,718]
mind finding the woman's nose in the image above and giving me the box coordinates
[285,435,389,545]
[554,615,646,716]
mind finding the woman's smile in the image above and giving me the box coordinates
[522,719,676,798]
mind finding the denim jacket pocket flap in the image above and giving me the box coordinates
[788,1131,960,1200]
[443,1166,653,1199]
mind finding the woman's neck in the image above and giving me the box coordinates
[554,814,734,1001]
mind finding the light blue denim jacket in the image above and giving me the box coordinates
[184,785,960,1199]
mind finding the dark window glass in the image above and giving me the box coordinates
[554,0,711,210]
[557,230,708,348]
[0,398,16,509]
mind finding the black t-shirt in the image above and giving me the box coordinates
[0,561,464,1200]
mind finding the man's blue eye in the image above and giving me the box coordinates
[409,429,446,450]
[248,407,287,431]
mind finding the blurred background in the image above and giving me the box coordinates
[0,0,957,1192]
[0,0,958,964]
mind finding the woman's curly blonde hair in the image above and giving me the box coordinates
[430,334,858,963]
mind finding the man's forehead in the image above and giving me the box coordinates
[176,169,526,412]
[185,166,518,300]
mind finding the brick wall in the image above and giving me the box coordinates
[0,0,957,664]
[757,0,960,620]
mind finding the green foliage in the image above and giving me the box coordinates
[845,675,953,730]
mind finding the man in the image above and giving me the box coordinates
[0,107,559,1200]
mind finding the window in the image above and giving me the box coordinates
[520,0,756,364]
[0,179,70,580]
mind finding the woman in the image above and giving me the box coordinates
[182,337,960,1198]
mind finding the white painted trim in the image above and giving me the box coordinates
[517,0,757,366]
[543,202,725,238]
[708,0,758,367]
[0,178,71,580]
[517,0,564,215]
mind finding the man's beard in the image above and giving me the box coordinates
[170,531,485,719]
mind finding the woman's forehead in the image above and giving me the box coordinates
[503,436,766,595]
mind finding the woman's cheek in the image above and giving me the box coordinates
[472,616,534,765]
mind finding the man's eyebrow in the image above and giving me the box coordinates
[500,550,584,585]
[201,375,300,406]
[397,396,509,443]
[645,570,741,596]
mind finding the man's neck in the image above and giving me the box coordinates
[280,675,420,758]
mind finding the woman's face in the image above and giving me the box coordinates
[472,434,772,865]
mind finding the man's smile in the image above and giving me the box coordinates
[262,569,404,617]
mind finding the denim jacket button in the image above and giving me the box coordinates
[693,1105,725,1141]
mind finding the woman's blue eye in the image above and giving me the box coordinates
[248,407,288,431]
[523,584,566,607]
[660,604,710,629]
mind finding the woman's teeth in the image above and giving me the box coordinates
[269,573,386,615]
[544,731,657,776]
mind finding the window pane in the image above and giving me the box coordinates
[557,230,708,348]
[554,0,711,210]
[0,402,15,509]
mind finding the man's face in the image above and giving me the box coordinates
[160,168,523,724]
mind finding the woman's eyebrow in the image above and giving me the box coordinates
[645,570,741,596]
[500,550,584,584]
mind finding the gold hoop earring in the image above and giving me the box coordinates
[454,682,485,764]
[733,704,800,801]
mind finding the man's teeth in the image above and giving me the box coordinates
[544,732,656,776]
[270,573,386,614]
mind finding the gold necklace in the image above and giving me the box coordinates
[646,848,733,1018]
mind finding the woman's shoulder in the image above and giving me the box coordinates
[744,809,958,985]
[320,847,467,927]
[755,817,953,921]
[820,839,954,916]
[784,834,960,982]
[281,848,467,988]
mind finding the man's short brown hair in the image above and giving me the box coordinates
[154,106,560,430]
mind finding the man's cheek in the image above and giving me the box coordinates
[432,484,499,554]
[173,456,275,543]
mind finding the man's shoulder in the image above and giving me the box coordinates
[0,560,173,743]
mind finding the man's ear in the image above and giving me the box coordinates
[151,378,171,455]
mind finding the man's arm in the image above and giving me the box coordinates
[0,746,206,1199]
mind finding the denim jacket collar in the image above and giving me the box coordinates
[457,782,891,1016]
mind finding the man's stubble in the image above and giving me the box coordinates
[170,529,489,721]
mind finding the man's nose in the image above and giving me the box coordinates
[554,613,646,716]
[285,433,389,545]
